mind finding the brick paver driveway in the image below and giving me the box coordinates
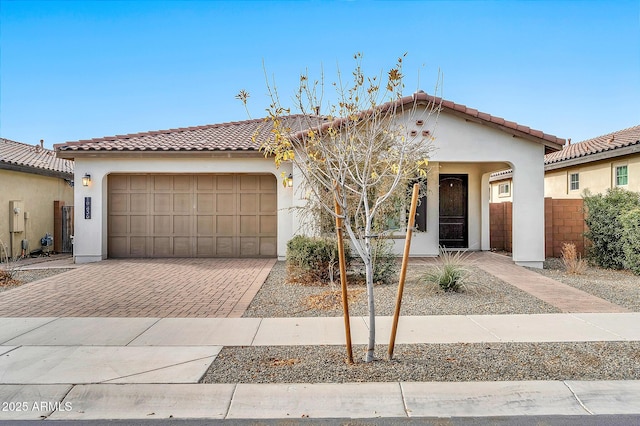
[0,258,275,318]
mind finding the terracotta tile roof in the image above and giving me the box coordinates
[55,93,564,157]
[55,115,317,155]
[1,138,74,176]
[412,92,566,150]
[489,124,640,179]
[290,91,565,153]
[545,125,640,165]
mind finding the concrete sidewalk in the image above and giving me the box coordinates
[0,313,639,420]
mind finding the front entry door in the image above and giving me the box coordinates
[439,174,468,248]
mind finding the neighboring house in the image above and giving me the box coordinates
[1,138,74,259]
[55,92,564,268]
[490,125,640,200]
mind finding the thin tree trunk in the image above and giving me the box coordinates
[364,235,376,362]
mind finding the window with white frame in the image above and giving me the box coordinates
[615,165,628,187]
[569,173,579,191]
[498,182,510,197]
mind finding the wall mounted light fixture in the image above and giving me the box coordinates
[284,173,293,188]
[82,173,91,187]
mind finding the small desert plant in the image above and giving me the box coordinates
[561,242,587,275]
[423,248,472,292]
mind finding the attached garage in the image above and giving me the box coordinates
[107,173,277,258]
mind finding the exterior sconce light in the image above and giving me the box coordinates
[82,173,91,187]
[284,173,293,188]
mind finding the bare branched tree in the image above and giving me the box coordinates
[239,53,441,361]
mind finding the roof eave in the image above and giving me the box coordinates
[0,162,73,179]
[55,149,267,160]
[545,143,640,171]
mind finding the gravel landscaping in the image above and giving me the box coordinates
[243,261,561,317]
[202,341,640,383]
[201,258,640,384]
[532,258,640,312]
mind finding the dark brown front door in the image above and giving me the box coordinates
[439,174,468,248]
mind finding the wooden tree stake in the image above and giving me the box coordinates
[388,183,420,359]
[334,184,354,364]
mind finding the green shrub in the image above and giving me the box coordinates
[583,188,640,269]
[423,249,471,292]
[370,238,398,285]
[286,235,350,285]
[620,208,640,275]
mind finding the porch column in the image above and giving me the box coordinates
[511,160,545,268]
[480,172,491,251]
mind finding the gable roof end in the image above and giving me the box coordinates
[290,91,565,153]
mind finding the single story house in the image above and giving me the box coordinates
[1,138,74,259]
[490,125,640,201]
[55,92,564,268]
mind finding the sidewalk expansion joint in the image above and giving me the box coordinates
[569,313,628,341]
[99,354,216,384]
[467,315,502,341]
[225,383,240,419]
[249,318,263,346]
[0,317,60,345]
[398,382,411,418]
[563,380,594,415]
[124,318,162,346]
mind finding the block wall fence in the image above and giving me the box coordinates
[489,198,587,258]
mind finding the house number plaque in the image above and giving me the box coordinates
[84,197,91,219]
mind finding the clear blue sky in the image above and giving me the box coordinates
[1,0,638,149]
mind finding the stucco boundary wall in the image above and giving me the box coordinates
[490,198,587,258]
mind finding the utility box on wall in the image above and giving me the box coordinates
[9,200,25,233]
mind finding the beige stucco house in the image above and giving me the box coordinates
[1,138,74,259]
[55,92,563,268]
[490,125,640,201]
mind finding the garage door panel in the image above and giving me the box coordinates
[173,194,191,212]
[196,175,215,190]
[108,174,276,258]
[197,193,214,211]
[130,194,148,212]
[197,216,214,234]
[260,175,276,190]
[216,237,234,256]
[110,215,128,234]
[217,175,234,190]
[173,216,191,234]
[216,194,234,213]
[154,215,170,233]
[130,176,148,190]
[130,237,147,256]
[197,237,214,256]
[260,237,277,256]
[109,237,127,257]
[240,193,257,212]
[130,216,148,234]
[109,175,128,190]
[260,193,276,212]
[240,216,257,235]
[110,194,128,212]
[153,176,173,190]
[260,215,277,234]
[240,238,258,256]
[173,237,191,256]
[154,194,171,212]
[216,216,234,234]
